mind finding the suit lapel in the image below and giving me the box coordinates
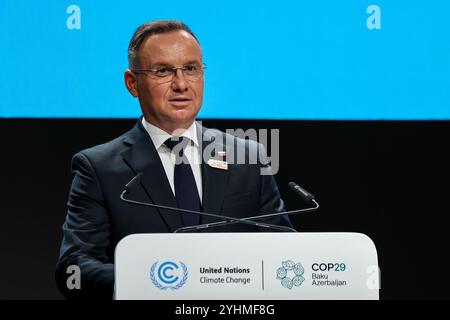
[199,125,229,225]
[121,120,183,232]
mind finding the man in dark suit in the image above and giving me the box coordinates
[56,20,292,299]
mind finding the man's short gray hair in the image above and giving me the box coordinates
[128,20,200,69]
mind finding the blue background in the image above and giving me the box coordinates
[1,0,449,119]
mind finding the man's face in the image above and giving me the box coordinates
[126,30,204,134]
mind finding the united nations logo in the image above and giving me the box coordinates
[150,261,188,290]
[276,260,305,289]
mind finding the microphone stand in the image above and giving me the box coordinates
[120,190,297,233]
[174,199,319,233]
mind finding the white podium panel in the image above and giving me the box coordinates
[115,232,379,300]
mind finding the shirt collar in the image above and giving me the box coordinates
[141,117,199,150]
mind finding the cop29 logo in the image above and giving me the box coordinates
[150,261,188,290]
[276,260,305,289]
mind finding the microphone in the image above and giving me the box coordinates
[288,181,315,202]
[124,172,143,193]
[173,181,319,233]
[120,173,297,233]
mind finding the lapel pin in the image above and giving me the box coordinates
[207,159,228,170]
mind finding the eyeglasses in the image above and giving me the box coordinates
[132,63,206,84]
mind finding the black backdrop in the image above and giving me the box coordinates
[1,118,449,299]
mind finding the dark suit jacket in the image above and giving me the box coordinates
[56,119,291,299]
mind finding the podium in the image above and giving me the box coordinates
[114,232,379,300]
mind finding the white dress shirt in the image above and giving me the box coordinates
[141,117,203,204]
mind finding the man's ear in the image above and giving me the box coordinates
[124,69,139,97]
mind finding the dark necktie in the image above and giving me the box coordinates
[164,137,201,227]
